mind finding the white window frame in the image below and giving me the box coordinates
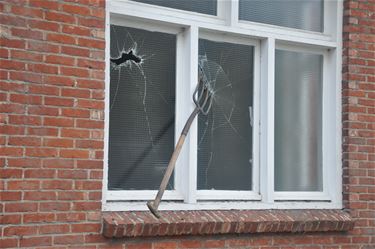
[102,0,343,211]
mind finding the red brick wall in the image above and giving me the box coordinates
[0,0,373,248]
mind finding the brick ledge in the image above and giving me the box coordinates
[102,209,354,238]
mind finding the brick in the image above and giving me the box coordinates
[76,139,103,149]
[60,149,90,158]
[76,79,104,89]
[45,11,76,24]
[62,108,90,118]
[39,224,70,234]
[78,38,105,49]
[62,46,90,57]
[0,147,23,156]
[28,20,60,32]
[61,88,90,98]
[9,71,42,83]
[44,117,74,127]
[56,212,85,222]
[72,201,101,211]
[27,127,58,136]
[57,191,85,200]
[29,0,59,10]
[47,33,76,45]
[71,223,101,233]
[23,213,55,223]
[42,180,73,190]
[61,128,90,138]
[5,202,38,212]
[40,202,71,211]
[0,14,27,27]
[62,25,91,36]
[0,38,25,49]
[0,60,25,70]
[11,50,43,62]
[26,148,58,158]
[45,55,76,66]
[8,136,41,146]
[0,125,25,135]
[0,214,22,224]
[10,93,42,105]
[76,119,104,129]
[20,236,52,247]
[45,96,74,107]
[24,169,55,178]
[8,158,41,168]
[28,106,58,116]
[44,138,74,148]
[4,225,38,236]
[62,4,90,15]
[28,40,59,53]
[54,235,84,245]
[28,63,58,74]
[0,238,18,248]
[9,114,41,126]
[58,169,88,179]
[11,27,44,40]
[44,75,75,86]
[78,17,104,28]
[61,66,90,78]
[0,191,22,201]
[29,84,59,95]
[7,180,40,190]
[77,159,103,169]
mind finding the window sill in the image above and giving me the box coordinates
[102,209,354,238]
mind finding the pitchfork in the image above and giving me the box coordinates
[147,68,213,218]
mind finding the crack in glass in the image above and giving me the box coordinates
[109,25,175,190]
[197,39,254,191]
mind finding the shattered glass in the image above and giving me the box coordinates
[133,0,217,15]
[239,0,323,32]
[197,39,254,191]
[108,25,176,190]
[275,49,323,192]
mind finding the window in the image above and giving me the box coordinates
[103,0,343,211]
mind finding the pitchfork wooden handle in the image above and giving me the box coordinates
[147,107,200,218]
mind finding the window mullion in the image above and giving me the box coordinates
[219,0,239,26]
[260,37,275,204]
[175,26,199,204]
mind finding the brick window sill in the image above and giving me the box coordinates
[102,209,354,238]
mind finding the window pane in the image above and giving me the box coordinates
[275,50,323,192]
[133,0,217,15]
[239,0,323,32]
[109,25,176,190]
[197,39,254,191]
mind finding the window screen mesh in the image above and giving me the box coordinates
[133,0,217,15]
[109,25,176,190]
[197,39,254,191]
[239,0,324,32]
[275,49,323,192]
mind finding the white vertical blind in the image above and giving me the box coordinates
[274,49,323,191]
[239,0,324,32]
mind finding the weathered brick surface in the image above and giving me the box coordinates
[0,0,374,248]
[102,210,354,238]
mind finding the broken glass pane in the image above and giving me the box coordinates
[275,49,323,192]
[239,0,323,32]
[133,0,217,15]
[197,39,254,191]
[109,25,176,190]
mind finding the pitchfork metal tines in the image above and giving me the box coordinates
[147,69,213,218]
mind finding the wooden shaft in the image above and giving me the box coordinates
[151,107,200,211]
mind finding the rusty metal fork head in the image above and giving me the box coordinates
[193,68,213,115]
